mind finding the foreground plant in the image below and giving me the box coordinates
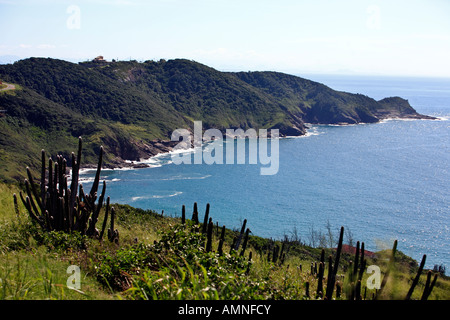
[14,137,119,243]
[123,222,266,300]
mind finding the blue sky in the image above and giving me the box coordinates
[1,0,450,77]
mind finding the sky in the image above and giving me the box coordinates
[1,0,450,77]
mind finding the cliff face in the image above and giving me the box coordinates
[373,97,436,120]
[0,58,436,181]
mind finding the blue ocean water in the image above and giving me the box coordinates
[81,75,449,268]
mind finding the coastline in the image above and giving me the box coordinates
[73,112,449,269]
[79,113,441,174]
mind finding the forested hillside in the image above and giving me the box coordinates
[0,57,431,182]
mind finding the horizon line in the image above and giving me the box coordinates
[1,55,450,80]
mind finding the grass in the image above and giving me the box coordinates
[0,182,449,300]
[0,248,111,300]
[0,182,24,221]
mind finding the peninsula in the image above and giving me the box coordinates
[0,57,435,181]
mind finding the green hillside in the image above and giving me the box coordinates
[233,71,430,124]
[0,57,431,182]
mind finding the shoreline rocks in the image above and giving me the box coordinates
[82,114,439,171]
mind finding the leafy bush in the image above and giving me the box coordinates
[126,223,272,300]
[40,230,90,252]
[93,222,275,299]
[0,218,39,253]
[94,242,153,291]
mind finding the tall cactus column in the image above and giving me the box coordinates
[15,137,117,242]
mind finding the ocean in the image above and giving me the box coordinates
[80,75,450,269]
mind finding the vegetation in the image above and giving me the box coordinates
[0,59,445,301]
[0,138,448,300]
[1,194,449,300]
[233,71,419,124]
[0,57,428,182]
[16,137,118,243]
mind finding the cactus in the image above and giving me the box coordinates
[336,282,341,299]
[305,282,310,299]
[325,255,333,299]
[191,202,199,224]
[218,225,226,256]
[99,197,110,240]
[240,228,250,257]
[353,241,360,280]
[246,251,253,275]
[360,242,365,265]
[233,219,247,251]
[280,252,286,265]
[333,226,344,275]
[107,206,119,243]
[86,180,106,237]
[13,193,20,217]
[272,244,280,263]
[205,218,214,252]
[358,242,366,282]
[405,254,426,300]
[325,226,344,300]
[421,271,438,300]
[230,236,237,254]
[316,261,324,298]
[346,241,367,300]
[278,242,287,265]
[202,203,210,234]
[181,205,186,224]
[16,137,116,242]
[355,280,362,300]
[320,248,325,265]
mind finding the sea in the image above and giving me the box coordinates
[80,75,450,269]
